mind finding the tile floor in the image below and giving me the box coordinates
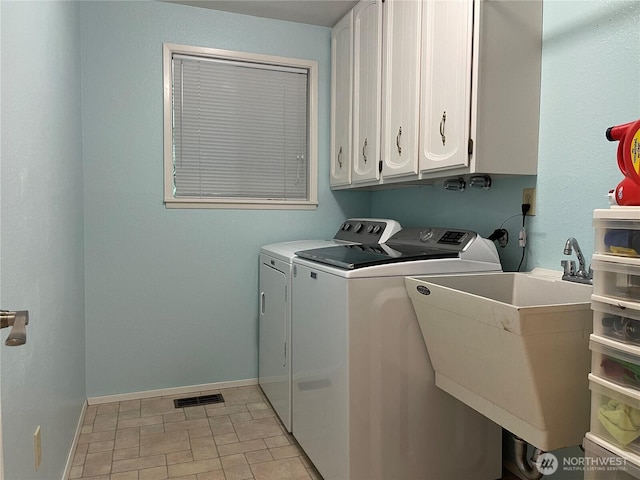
[67,385,321,480]
[68,383,520,480]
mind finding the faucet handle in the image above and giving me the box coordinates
[561,260,576,276]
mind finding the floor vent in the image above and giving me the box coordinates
[173,393,224,408]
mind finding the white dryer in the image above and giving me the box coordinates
[258,219,401,432]
[291,228,504,480]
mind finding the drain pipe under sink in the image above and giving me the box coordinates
[513,436,545,479]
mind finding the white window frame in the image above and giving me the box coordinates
[163,43,318,209]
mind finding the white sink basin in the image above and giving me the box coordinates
[405,269,593,451]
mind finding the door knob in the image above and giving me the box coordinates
[0,310,29,346]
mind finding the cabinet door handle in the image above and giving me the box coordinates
[396,127,402,156]
[338,146,343,168]
[260,293,265,315]
[439,111,447,146]
[362,138,368,164]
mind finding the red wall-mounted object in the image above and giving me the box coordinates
[607,118,640,206]
[607,118,640,185]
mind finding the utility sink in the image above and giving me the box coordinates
[405,269,593,452]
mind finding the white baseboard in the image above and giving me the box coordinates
[86,378,259,405]
[61,399,87,480]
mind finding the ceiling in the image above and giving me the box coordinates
[164,0,358,27]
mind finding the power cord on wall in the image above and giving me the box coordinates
[488,204,531,271]
[517,203,531,271]
[487,213,522,249]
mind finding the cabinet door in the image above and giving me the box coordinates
[419,0,474,172]
[352,0,382,184]
[330,11,353,187]
[381,0,422,178]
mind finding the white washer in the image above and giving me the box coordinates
[258,219,401,432]
[291,228,503,480]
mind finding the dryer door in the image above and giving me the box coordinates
[258,256,291,431]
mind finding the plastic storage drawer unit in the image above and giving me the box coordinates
[594,209,640,258]
[590,374,640,456]
[592,297,640,347]
[593,255,640,303]
[584,433,640,479]
[591,335,640,392]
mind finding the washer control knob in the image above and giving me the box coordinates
[419,229,435,242]
[373,225,381,234]
[354,223,364,233]
[342,223,351,231]
[367,225,375,233]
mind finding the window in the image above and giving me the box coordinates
[163,43,318,209]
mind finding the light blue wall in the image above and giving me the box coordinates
[1,1,86,479]
[371,177,537,271]
[80,1,370,397]
[530,0,640,270]
[372,1,640,476]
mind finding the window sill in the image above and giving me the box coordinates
[164,198,318,210]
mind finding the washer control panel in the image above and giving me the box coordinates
[333,219,402,244]
[387,227,476,251]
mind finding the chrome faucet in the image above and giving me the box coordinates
[561,237,592,284]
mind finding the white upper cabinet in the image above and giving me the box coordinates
[329,0,542,190]
[464,0,542,178]
[351,0,382,184]
[380,0,422,179]
[330,11,353,187]
[419,0,474,172]
[420,0,542,179]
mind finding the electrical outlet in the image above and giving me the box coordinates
[34,426,41,471]
[522,188,536,215]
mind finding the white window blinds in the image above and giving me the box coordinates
[171,54,310,201]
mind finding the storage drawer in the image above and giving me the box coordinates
[592,297,640,347]
[593,255,640,303]
[584,433,640,479]
[594,209,640,258]
[591,334,640,391]
[590,374,640,456]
